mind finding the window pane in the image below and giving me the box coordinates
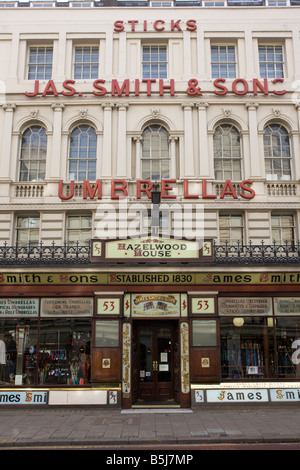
[220,317,275,379]
[259,45,284,79]
[19,126,47,181]
[211,44,236,78]
[141,125,170,180]
[95,321,119,347]
[276,318,300,378]
[142,45,167,79]
[264,124,291,180]
[213,125,241,180]
[28,46,53,80]
[0,320,39,386]
[73,46,99,79]
[193,320,217,346]
[38,319,92,385]
[68,125,97,181]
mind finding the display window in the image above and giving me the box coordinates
[220,317,275,379]
[276,317,300,379]
[38,319,92,385]
[0,320,39,385]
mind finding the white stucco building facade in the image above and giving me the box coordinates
[0,0,299,407]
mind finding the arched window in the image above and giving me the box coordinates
[264,124,291,180]
[19,126,47,181]
[213,124,242,180]
[141,124,170,180]
[68,125,97,181]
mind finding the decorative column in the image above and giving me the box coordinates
[8,33,19,84]
[101,103,114,178]
[122,321,131,408]
[180,321,191,408]
[294,103,300,180]
[134,136,143,180]
[246,102,263,179]
[196,102,210,178]
[0,104,16,181]
[116,103,129,178]
[49,103,65,180]
[181,103,195,177]
[182,31,192,79]
[169,135,178,179]
[57,32,67,80]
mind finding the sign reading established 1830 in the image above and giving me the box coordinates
[90,237,213,263]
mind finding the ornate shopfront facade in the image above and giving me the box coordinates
[1,245,300,407]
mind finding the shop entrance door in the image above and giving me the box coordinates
[136,322,177,402]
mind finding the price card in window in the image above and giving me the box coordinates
[97,298,120,315]
[191,298,215,314]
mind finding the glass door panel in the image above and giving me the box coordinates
[157,327,172,383]
[136,322,175,402]
[139,327,153,383]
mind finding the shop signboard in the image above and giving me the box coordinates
[270,389,300,402]
[97,298,121,315]
[132,293,181,317]
[0,390,47,405]
[206,388,269,403]
[90,238,214,263]
[41,298,93,316]
[191,297,215,314]
[0,298,39,317]
[1,271,300,286]
[274,297,300,315]
[218,297,272,316]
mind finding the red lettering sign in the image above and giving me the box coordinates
[58,179,256,201]
[24,78,286,98]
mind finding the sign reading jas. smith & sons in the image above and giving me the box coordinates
[90,237,214,263]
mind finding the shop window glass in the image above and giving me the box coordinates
[16,215,40,246]
[258,44,284,79]
[68,125,97,181]
[213,124,242,180]
[19,126,47,181]
[220,317,275,379]
[271,213,295,245]
[142,45,167,79]
[73,45,99,79]
[192,320,217,347]
[276,317,300,379]
[141,124,170,180]
[264,124,291,180]
[219,213,244,246]
[67,214,92,246]
[27,46,53,80]
[95,320,119,347]
[211,45,236,79]
[0,320,38,385]
[38,319,92,385]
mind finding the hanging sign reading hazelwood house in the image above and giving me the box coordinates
[90,238,213,263]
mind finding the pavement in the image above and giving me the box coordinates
[0,405,300,448]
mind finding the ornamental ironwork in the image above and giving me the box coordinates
[0,240,299,265]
